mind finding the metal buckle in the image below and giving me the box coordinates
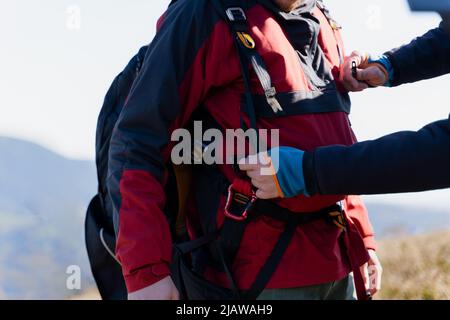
[226,7,246,22]
[265,87,277,99]
[224,185,257,222]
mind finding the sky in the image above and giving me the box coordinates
[1,0,449,209]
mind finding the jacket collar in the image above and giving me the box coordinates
[258,0,317,17]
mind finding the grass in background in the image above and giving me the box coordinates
[377,230,450,300]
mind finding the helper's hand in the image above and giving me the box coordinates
[238,152,280,199]
[340,51,388,92]
[128,276,179,300]
[238,147,308,199]
[359,249,383,297]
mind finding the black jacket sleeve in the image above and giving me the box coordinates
[304,115,450,195]
[106,0,226,291]
[386,23,450,86]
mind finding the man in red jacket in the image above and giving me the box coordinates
[108,0,382,300]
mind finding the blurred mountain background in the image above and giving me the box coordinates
[0,137,96,299]
[0,137,449,299]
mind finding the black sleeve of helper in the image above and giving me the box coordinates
[386,25,450,86]
[303,116,450,196]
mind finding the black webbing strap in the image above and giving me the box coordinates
[210,0,258,164]
[174,229,240,298]
[242,216,297,299]
[229,9,283,116]
[235,38,259,144]
[215,241,241,298]
[218,202,341,300]
[176,232,219,255]
[211,0,282,122]
[217,216,250,294]
[252,201,342,224]
[241,203,342,299]
[207,0,262,298]
[207,0,287,300]
[209,0,263,299]
[251,89,351,118]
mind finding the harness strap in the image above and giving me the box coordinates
[252,89,351,118]
[176,223,242,298]
[315,0,344,64]
[249,54,283,114]
[215,241,241,298]
[219,177,255,282]
[203,0,358,300]
[212,0,282,121]
[242,216,297,299]
[227,200,344,300]
[219,177,346,299]
[176,232,219,255]
[252,200,342,224]
[186,166,348,300]
[224,177,343,224]
[342,223,372,301]
[219,215,250,277]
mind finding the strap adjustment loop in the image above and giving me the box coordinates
[226,7,246,22]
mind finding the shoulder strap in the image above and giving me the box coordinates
[316,0,342,30]
[202,0,295,300]
[315,0,344,64]
[211,0,283,122]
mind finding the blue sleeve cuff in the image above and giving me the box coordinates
[369,54,394,87]
[269,147,309,198]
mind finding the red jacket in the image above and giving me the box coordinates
[108,0,376,293]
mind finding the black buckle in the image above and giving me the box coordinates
[226,7,246,22]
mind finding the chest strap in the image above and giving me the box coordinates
[252,87,351,118]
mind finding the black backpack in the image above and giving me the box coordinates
[85,45,147,300]
[85,0,343,301]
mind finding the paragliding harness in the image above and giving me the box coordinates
[85,0,349,300]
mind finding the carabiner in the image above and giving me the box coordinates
[224,185,257,221]
[237,32,256,49]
